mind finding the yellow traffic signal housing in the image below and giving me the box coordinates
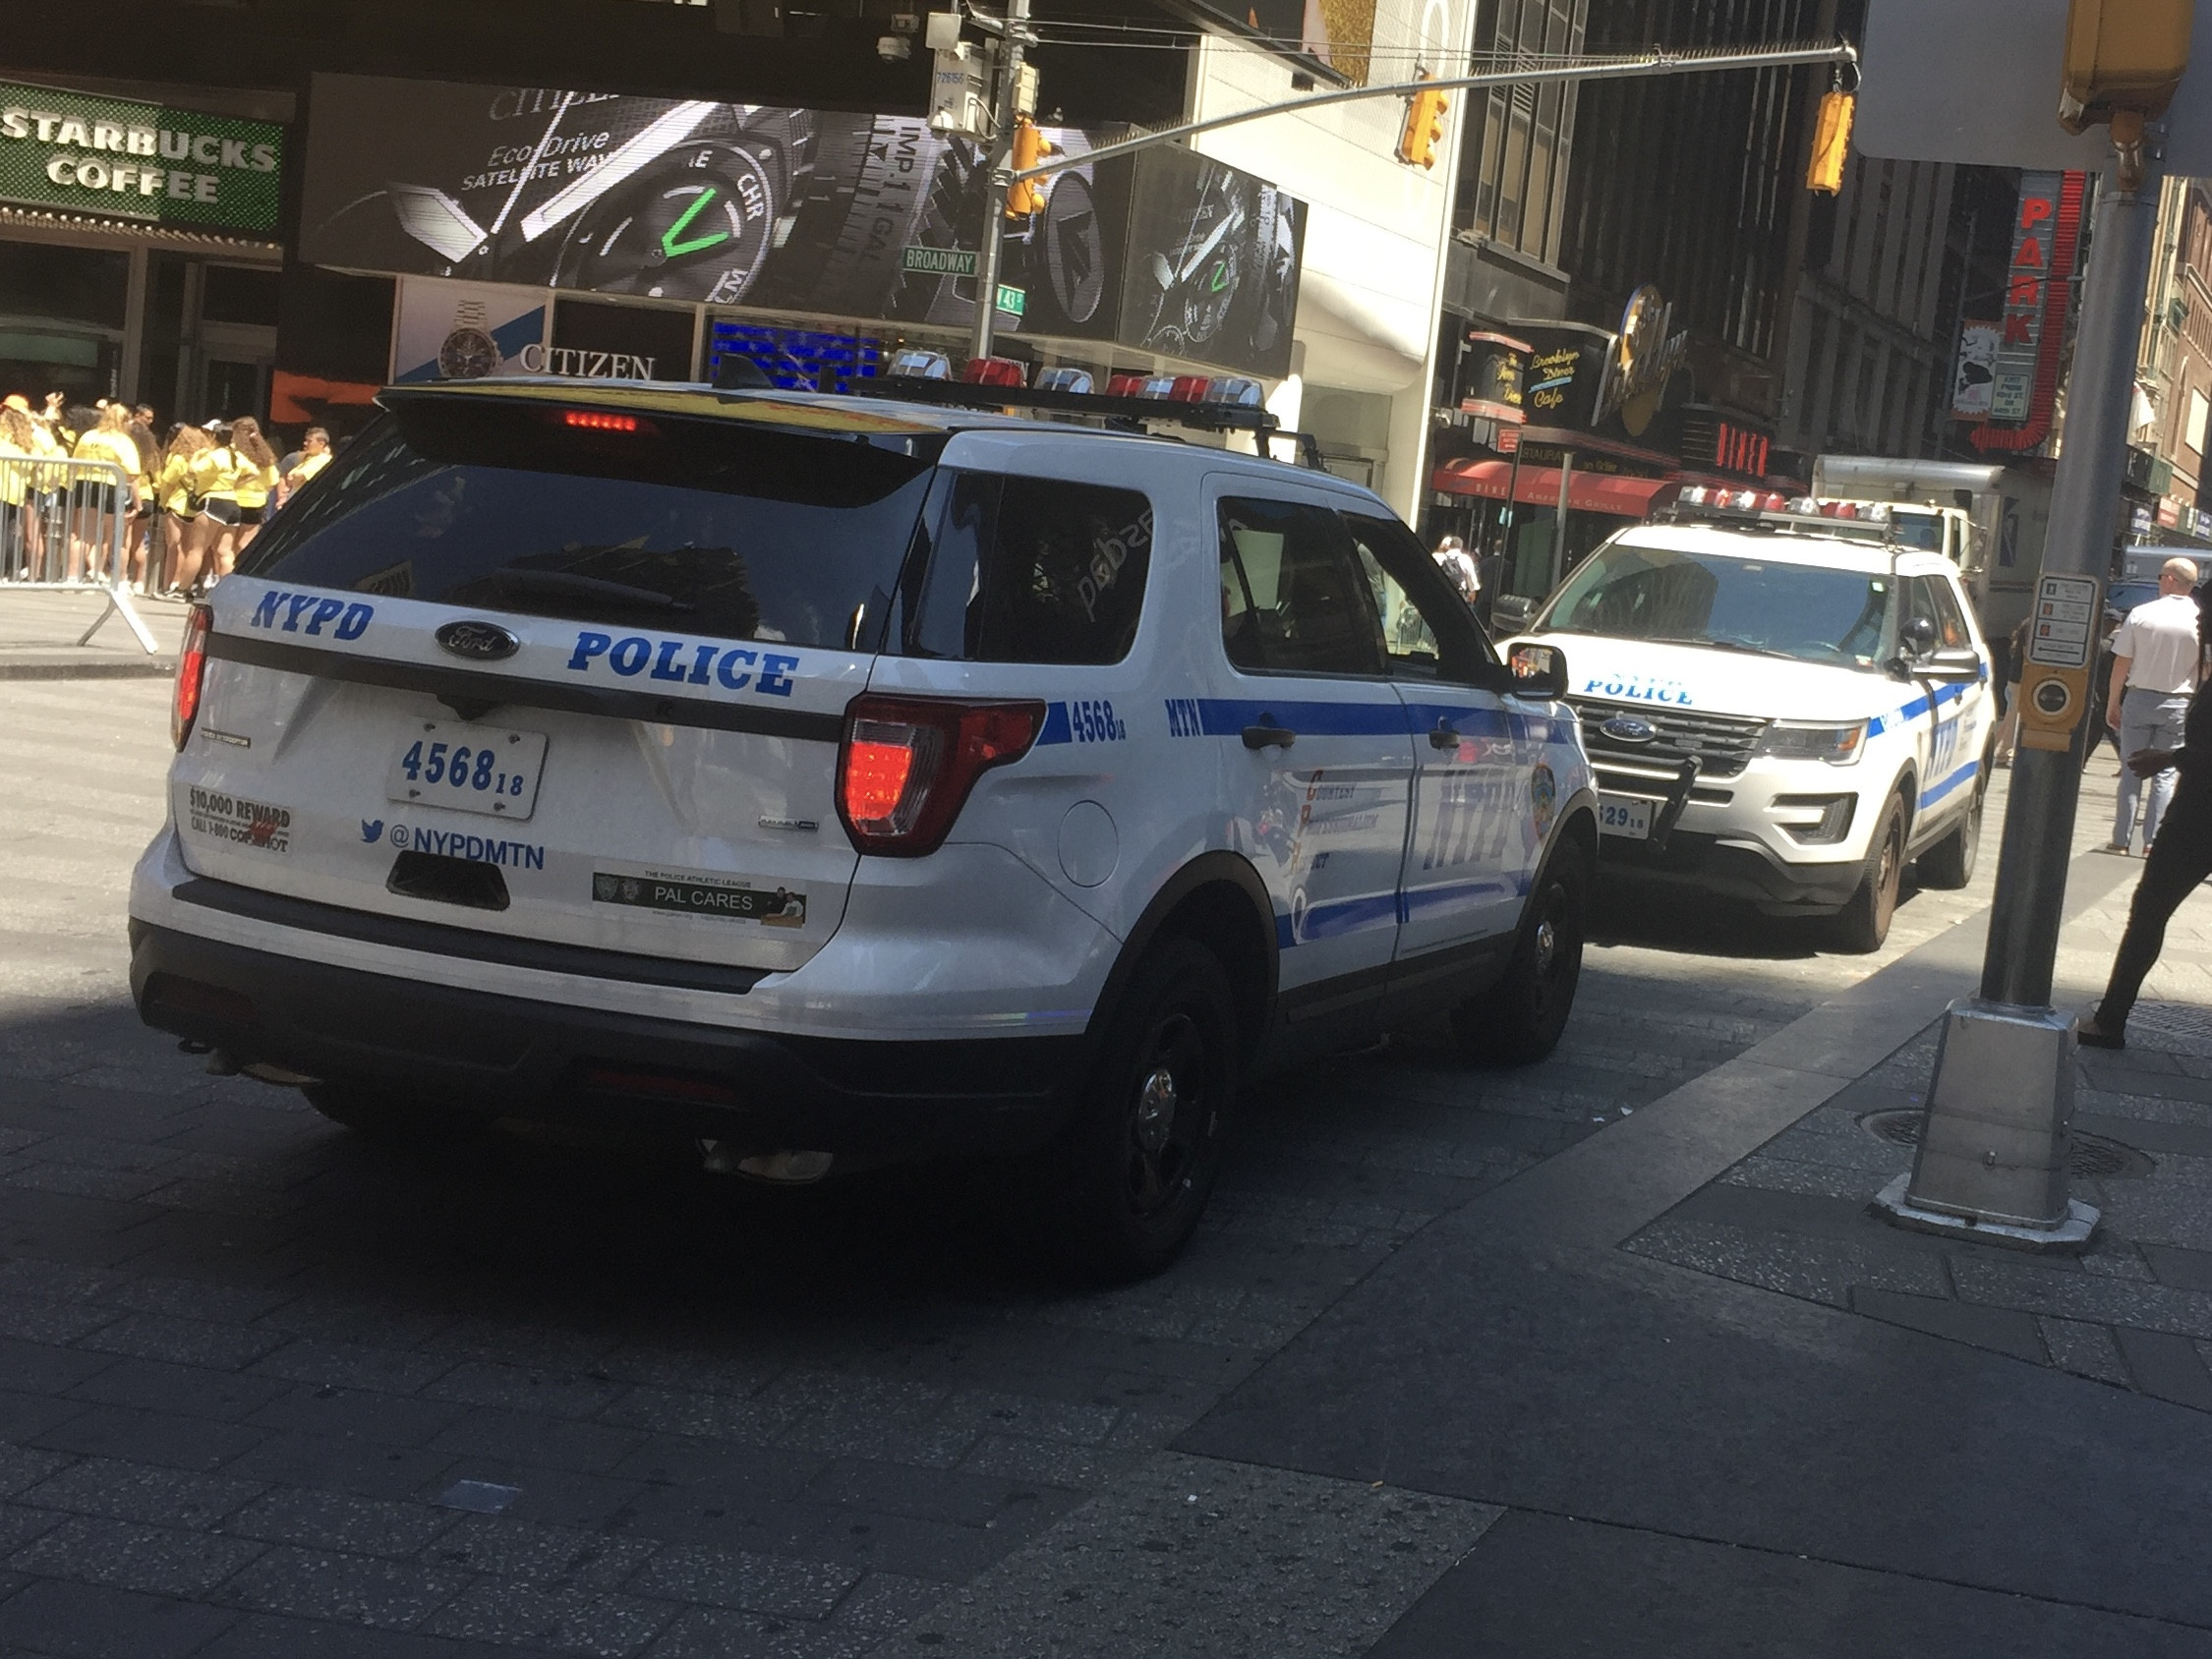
[2059,0,2192,133]
[1396,78,1449,169]
[1006,117,1051,217]
[1806,87,1855,194]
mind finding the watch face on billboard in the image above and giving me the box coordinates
[1117,145,1304,380]
[301,74,1304,380]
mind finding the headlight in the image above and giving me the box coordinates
[1754,720,1866,765]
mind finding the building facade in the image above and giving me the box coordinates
[2132,175,2212,546]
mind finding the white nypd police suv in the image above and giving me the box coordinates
[129,375,1596,1275]
[1508,486,1993,953]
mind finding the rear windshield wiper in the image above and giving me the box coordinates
[461,568,696,613]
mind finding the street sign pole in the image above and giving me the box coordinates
[1875,148,2164,1250]
[966,0,1030,364]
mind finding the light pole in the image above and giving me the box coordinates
[966,0,1032,364]
[1876,149,2163,1249]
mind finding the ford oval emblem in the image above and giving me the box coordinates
[435,620,520,661]
[1600,715,1657,743]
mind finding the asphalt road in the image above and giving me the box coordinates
[0,676,2086,1657]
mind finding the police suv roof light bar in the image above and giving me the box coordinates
[1658,483,1896,542]
[855,352,1327,469]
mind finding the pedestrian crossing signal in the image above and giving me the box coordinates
[1396,78,1449,170]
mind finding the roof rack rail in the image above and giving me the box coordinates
[849,369,1328,471]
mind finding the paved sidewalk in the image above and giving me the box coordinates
[1183,837,2212,1655]
[0,589,183,679]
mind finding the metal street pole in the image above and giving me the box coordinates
[966,0,1030,364]
[1877,148,2163,1251]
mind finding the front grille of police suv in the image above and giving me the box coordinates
[1568,697,1768,781]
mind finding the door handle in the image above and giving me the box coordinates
[1428,720,1461,750]
[1242,721,1297,750]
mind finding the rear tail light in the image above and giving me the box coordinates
[836,695,1045,856]
[561,409,645,432]
[172,602,211,750]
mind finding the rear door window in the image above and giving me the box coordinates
[1217,497,1386,677]
[239,396,944,649]
[900,473,1153,664]
[1340,509,1496,683]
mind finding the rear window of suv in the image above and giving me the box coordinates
[239,394,945,650]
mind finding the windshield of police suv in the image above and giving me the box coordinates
[240,397,944,650]
[1536,540,1897,669]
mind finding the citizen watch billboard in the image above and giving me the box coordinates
[300,74,1305,379]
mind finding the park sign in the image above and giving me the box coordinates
[0,82,282,234]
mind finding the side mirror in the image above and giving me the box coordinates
[1506,642,1568,700]
[1919,646,1983,683]
[1902,615,1939,656]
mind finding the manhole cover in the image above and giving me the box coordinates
[1858,1110,2155,1179]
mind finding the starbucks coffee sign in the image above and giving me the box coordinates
[0,81,283,233]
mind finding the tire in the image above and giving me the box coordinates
[1831,794,1906,953]
[1452,835,1590,1063]
[1043,937,1237,1280]
[301,1084,473,1141]
[1916,753,1990,890]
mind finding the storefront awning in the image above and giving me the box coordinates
[1430,457,1672,518]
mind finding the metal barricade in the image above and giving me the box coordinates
[0,454,160,655]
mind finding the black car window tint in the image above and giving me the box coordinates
[1216,497,1387,677]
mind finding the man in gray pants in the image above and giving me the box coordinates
[2108,556,2206,853]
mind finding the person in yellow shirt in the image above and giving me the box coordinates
[159,426,212,597]
[196,416,280,581]
[184,423,239,595]
[227,417,280,557]
[68,404,142,584]
[0,402,32,581]
[275,427,331,511]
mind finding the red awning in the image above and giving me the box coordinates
[1430,457,1673,518]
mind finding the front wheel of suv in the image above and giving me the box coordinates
[1830,793,1906,953]
[1044,937,1237,1281]
[1452,834,1590,1064]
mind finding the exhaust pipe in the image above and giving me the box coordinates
[697,1140,834,1183]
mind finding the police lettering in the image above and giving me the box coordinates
[249,588,373,640]
[566,631,798,698]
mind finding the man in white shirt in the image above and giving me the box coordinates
[2107,556,2205,851]
[1432,535,1481,603]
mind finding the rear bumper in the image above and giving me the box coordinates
[1595,830,1863,915]
[130,920,1077,1169]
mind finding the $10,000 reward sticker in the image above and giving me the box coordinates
[592,871,805,927]
[187,786,291,853]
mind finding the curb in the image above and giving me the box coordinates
[0,658,177,680]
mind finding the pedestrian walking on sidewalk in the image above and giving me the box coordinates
[2081,582,2212,1050]
[2107,557,2205,852]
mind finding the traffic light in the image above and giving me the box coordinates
[1805,86,1855,194]
[1396,76,1449,169]
[2059,0,2191,133]
[1006,118,1052,218]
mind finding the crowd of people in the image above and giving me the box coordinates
[0,390,331,597]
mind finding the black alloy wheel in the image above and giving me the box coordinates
[1048,936,1236,1280]
[1454,836,1590,1063]
[1833,794,1906,952]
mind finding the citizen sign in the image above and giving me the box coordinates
[517,344,657,380]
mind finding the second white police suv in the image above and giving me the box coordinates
[127,378,1597,1277]
[1507,486,1994,953]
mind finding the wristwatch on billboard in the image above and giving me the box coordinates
[437,299,500,379]
[545,105,819,304]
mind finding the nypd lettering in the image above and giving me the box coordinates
[249,589,373,640]
[566,632,798,698]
